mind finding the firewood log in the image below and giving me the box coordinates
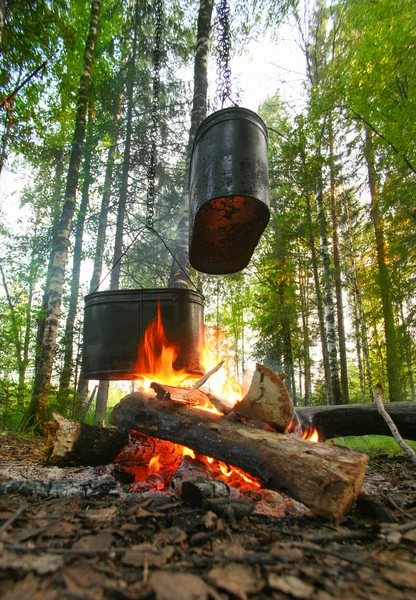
[233,364,293,432]
[110,392,369,519]
[43,413,129,466]
[296,402,416,442]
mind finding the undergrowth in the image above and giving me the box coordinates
[331,435,416,457]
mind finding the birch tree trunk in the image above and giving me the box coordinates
[59,103,95,394]
[21,0,101,431]
[168,0,214,288]
[34,152,65,374]
[364,126,401,402]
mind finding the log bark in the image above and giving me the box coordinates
[43,413,128,467]
[110,393,369,519]
[296,401,416,441]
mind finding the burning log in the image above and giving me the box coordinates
[295,402,416,442]
[233,364,293,432]
[110,392,369,519]
[150,381,233,414]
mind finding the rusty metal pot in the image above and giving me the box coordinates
[189,107,270,274]
[81,288,204,380]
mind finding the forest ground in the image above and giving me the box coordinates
[0,433,415,600]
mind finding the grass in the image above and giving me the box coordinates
[331,435,416,457]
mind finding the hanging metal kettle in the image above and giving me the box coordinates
[189,106,270,274]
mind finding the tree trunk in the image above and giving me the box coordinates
[296,401,416,442]
[34,151,65,373]
[168,0,214,288]
[59,102,95,394]
[76,92,123,408]
[316,163,341,405]
[344,193,373,401]
[328,119,349,403]
[364,125,401,402]
[305,183,332,404]
[21,0,101,431]
[93,4,138,423]
[297,239,312,405]
[109,6,138,292]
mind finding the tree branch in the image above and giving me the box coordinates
[374,383,416,464]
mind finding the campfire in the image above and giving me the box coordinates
[112,302,316,492]
[44,304,369,520]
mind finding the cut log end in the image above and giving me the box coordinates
[233,363,293,432]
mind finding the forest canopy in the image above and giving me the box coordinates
[0,0,415,430]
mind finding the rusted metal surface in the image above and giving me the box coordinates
[82,288,204,380]
[189,107,270,274]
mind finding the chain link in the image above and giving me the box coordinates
[146,0,163,229]
[216,0,232,107]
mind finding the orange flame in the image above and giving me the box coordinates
[302,427,319,443]
[148,454,161,473]
[285,418,319,443]
[134,302,195,387]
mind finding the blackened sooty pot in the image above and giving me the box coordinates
[81,288,204,380]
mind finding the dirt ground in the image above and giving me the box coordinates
[0,434,415,600]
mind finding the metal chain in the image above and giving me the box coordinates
[216,0,232,107]
[146,0,163,229]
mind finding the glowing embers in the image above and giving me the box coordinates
[115,431,261,492]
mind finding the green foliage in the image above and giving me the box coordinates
[332,435,416,457]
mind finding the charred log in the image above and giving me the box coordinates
[0,476,121,499]
[43,413,128,467]
[110,392,368,519]
[296,402,416,442]
[182,477,236,507]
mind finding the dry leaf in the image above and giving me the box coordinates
[0,550,64,574]
[72,532,114,551]
[270,543,304,562]
[211,538,246,560]
[11,527,47,543]
[403,529,416,543]
[154,526,187,545]
[200,511,218,529]
[268,574,314,599]
[1,573,58,600]
[85,507,117,523]
[383,561,416,589]
[149,571,218,600]
[43,521,76,538]
[122,543,174,567]
[207,563,264,600]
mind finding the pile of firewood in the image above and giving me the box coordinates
[44,364,374,520]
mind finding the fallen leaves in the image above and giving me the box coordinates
[148,571,219,600]
[122,543,175,567]
[207,563,264,600]
[0,550,64,574]
[268,574,315,599]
